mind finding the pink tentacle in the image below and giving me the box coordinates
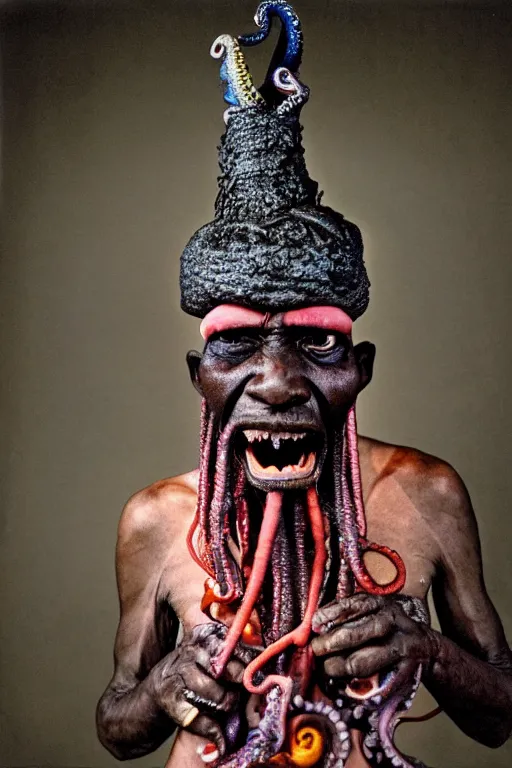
[242,486,327,695]
[186,400,215,574]
[209,422,238,602]
[211,491,283,677]
[342,422,406,596]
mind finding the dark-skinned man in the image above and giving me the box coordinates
[96,4,512,767]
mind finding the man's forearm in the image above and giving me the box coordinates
[424,629,512,748]
[96,678,176,760]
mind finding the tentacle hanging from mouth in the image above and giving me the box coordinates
[241,487,327,691]
[204,420,241,601]
[212,491,284,676]
[342,410,406,597]
[346,405,367,538]
[187,400,216,575]
[293,496,309,619]
[270,518,284,644]
[270,516,296,650]
[333,427,353,600]
[234,464,251,577]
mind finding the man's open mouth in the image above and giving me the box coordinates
[241,429,322,485]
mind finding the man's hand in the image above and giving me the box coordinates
[311,594,436,682]
[150,622,256,756]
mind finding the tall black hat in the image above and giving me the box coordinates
[180,1,370,320]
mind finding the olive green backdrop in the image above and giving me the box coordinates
[0,1,510,766]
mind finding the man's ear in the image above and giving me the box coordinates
[353,341,376,392]
[186,350,203,396]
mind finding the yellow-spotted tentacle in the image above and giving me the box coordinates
[211,34,265,109]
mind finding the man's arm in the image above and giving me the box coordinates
[96,487,182,759]
[96,484,248,760]
[312,460,512,748]
[424,465,512,746]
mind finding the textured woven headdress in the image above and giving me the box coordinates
[180,1,370,320]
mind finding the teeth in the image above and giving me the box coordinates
[243,429,307,444]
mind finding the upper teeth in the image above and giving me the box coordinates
[243,430,307,444]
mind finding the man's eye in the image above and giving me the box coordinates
[216,331,259,345]
[301,333,338,353]
[208,329,261,358]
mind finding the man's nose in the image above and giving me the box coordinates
[244,359,311,409]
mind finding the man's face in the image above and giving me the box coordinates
[188,313,375,492]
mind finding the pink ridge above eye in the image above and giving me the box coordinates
[282,306,353,335]
[200,305,266,340]
[199,304,353,340]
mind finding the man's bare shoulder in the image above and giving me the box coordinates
[360,435,471,523]
[117,470,199,553]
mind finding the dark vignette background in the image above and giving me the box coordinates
[0,1,510,766]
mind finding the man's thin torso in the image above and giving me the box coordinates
[126,436,446,768]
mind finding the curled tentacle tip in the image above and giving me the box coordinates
[210,35,228,60]
[273,66,298,93]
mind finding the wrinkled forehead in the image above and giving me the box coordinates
[200,304,353,341]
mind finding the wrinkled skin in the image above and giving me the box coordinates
[150,623,257,755]
[311,594,437,681]
[186,315,375,492]
[97,316,512,766]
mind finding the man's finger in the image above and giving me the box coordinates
[189,713,227,758]
[322,655,349,678]
[345,645,402,679]
[312,595,384,633]
[311,612,394,657]
[169,696,202,730]
[223,658,245,684]
[181,667,237,710]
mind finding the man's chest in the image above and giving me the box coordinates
[159,488,435,633]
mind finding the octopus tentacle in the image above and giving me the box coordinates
[270,519,285,643]
[239,0,303,103]
[293,497,309,618]
[218,687,289,768]
[187,400,215,574]
[209,423,240,602]
[212,491,283,676]
[242,487,327,694]
[341,414,407,597]
[273,67,310,116]
[211,34,265,110]
[333,427,352,600]
[377,664,423,768]
[345,404,367,537]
